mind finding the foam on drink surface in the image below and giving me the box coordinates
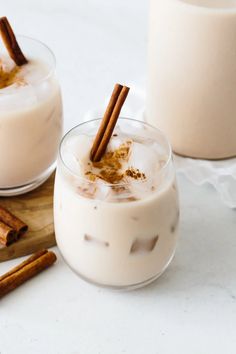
[0,55,49,87]
[0,55,52,111]
[63,126,169,202]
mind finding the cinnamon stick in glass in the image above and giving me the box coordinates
[0,16,28,66]
[90,83,130,162]
[90,83,123,161]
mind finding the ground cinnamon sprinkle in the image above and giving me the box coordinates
[125,167,146,180]
[87,142,129,184]
[85,140,146,184]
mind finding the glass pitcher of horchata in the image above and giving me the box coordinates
[147,0,236,160]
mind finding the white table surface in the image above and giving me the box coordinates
[1,1,236,354]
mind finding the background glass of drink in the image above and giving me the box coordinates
[0,36,63,196]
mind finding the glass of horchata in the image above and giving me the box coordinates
[0,35,63,195]
[54,118,179,289]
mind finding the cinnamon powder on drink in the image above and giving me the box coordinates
[85,141,146,184]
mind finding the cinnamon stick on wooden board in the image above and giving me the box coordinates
[90,83,130,162]
[0,205,28,246]
[0,221,16,246]
[0,205,28,236]
[0,16,28,66]
[0,249,57,298]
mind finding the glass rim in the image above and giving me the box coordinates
[176,0,236,12]
[0,35,56,94]
[59,117,173,188]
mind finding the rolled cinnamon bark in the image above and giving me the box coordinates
[90,84,130,162]
[90,83,123,161]
[0,249,57,298]
[0,221,17,246]
[0,206,28,239]
[0,17,28,66]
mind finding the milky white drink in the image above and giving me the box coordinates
[147,0,236,159]
[54,119,179,289]
[0,36,62,195]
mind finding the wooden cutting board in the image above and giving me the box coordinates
[0,174,56,262]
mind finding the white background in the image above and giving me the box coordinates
[1,1,236,354]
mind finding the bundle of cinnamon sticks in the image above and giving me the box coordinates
[0,205,28,246]
[90,83,130,162]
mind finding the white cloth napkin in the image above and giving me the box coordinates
[83,84,236,208]
[174,155,236,208]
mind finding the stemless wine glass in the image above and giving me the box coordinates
[0,36,63,196]
[54,118,180,290]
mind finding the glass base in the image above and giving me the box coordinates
[59,248,176,291]
[0,164,56,196]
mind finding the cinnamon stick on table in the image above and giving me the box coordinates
[0,249,57,298]
[0,16,28,66]
[90,83,130,162]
